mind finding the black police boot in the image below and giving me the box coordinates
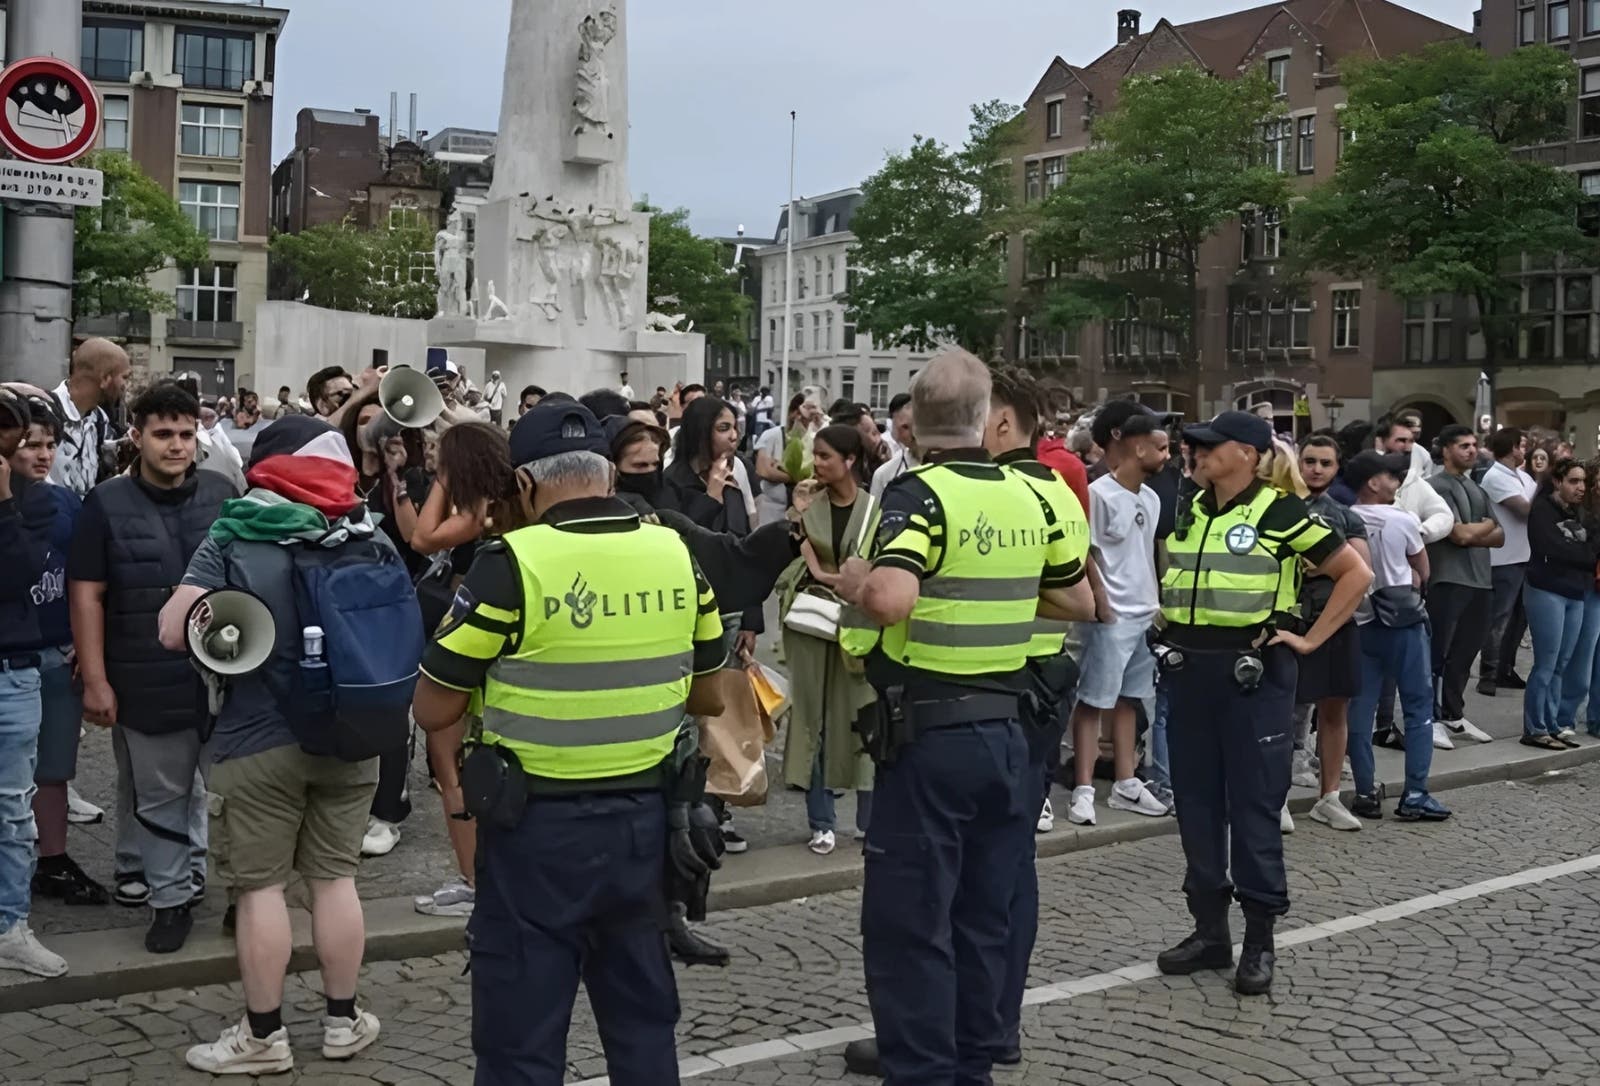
[843,1038,882,1077]
[1235,913,1276,996]
[666,905,730,968]
[1156,923,1233,975]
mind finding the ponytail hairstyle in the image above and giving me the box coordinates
[1257,438,1309,498]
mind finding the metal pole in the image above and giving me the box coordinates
[0,0,83,388]
[779,110,795,427]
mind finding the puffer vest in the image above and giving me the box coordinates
[97,472,235,734]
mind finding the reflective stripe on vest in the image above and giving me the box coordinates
[868,463,1052,676]
[1004,460,1090,660]
[481,522,699,780]
[1160,485,1295,629]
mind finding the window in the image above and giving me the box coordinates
[101,95,129,152]
[1046,100,1063,139]
[1296,115,1316,173]
[180,103,243,158]
[770,275,778,304]
[825,310,835,350]
[1025,161,1041,203]
[1262,208,1284,259]
[843,322,857,351]
[840,370,856,403]
[869,369,890,411]
[813,258,822,295]
[794,322,804,351]
[769,319,778,353]
[1520,0,1537,43]
[1403,297,1453,363]
[180,181,240,241]
[1291,296,1312,349]
[176,263,237,323]
[1043,156,1065,194]
[1589,0,1600,35]
[387,203,422,230]
[1267,56,1288,95]
[81,21,143,82]
[1263,119,1292,173]
[1338,117,1355,158]
[1333,289,1361,349]
[1552,1,1572,40]
[827,255,836,294]
[811,312,822,351]
[1229,293,1310,355]
[176,30,255,91]
[796,266,807,300]
[1240,209,1257,263]
[1583,68,1600,139]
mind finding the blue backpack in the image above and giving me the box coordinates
[286,537,424,761]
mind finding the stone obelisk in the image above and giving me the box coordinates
[428,0,704,394]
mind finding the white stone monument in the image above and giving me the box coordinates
[427,0,704,395]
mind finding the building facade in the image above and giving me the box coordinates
[55,0,289,396]
[1008,3,1463,432]
[755,189,933,412]
[703,232,769,392]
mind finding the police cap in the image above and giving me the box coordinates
[509,399,608,466]
[1183,410,1273,453]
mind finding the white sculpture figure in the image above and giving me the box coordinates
[597,236,641,327]
[573,6,619,136]
[434,208,469,319]
[643,311,692,334]
[483,280,511,321]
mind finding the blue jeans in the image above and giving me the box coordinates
[1523,585,1586,738]
[1557,590,1600,731]
[1348,623,1434,798]
[1147,687,1171,791]
[0,664,43,931]
[805,750,872,834]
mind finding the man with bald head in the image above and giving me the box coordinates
[50,338,130,497]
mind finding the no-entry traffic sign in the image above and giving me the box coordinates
[0,57,100,165]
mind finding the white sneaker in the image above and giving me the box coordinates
[360,818,401,858]
[1431,720,1456,751]
[1309,792,1362,832]
[322,1008,381,1061]
[1036,797,1055,834]
[65,784,104,825]
[1342,758,1353,781]
[1556,726,1577,741]
[807,830,836,856]
[414,875,475,917]
[1108,779,1169,818]
[1067,785,1096,826]
[1444,718,1494,744]
[0,921,67,977]
[1280,805,1295,834]
[186,1018,293,1075]
[1290,749,1318,789]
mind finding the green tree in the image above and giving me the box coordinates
[1031,66,1291,366]
[271,220,438,319]
[73,151,208,319]
[639,202,749,349]
[846,100,1023,357]
[1292,41,1588,373]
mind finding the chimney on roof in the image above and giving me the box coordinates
[1117,9,1141,44]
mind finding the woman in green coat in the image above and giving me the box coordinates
[778,424,877,855]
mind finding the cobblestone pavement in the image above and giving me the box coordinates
[6,758,1599,1084]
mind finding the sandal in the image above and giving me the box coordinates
[1519,735,1565,751]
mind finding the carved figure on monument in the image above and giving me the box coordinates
[434,209,469,319]
[643,311,692,334]
[573,6,619,137]
[597,235,642,327]
[483,280,512,322]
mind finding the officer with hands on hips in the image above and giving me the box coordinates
[412,400,728,1086]
[1152,410,1370,995]
[834,350,1095,1085]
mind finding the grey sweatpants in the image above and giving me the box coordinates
[112,727,208,908]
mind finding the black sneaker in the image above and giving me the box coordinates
[720,827,748,855]
[191,871,206,900]
[32,855,110,906]
[113,872,150,908]
[1375,729,1407,751]
[1497,672,1527,690]
[145,903,194,954]
[222,903,237,936]
[1476,679,1496,697]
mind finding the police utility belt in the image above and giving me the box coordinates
[857,682,1020,766]
[458,733,693,832]
[1146,625,1270,695]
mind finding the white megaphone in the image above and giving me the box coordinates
[379,364,446,429]
[185,589,276,714]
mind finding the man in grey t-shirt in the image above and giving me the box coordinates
[1426,425,1502,745]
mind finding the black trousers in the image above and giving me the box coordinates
[1427,583,1491,721]
[369,724,414,825]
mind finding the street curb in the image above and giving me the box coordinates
[4,742,1597,1012]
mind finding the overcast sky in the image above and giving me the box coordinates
[272,0,1479,239]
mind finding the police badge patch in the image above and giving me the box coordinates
[436,585,477,638]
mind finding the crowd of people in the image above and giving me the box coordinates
[0,331,1587,1080]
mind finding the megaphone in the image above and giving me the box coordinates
[379,364,445,429]
[186,589,276,714]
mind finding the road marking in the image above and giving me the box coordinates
[571,852,1600,1084]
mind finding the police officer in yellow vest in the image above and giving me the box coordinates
[836,351,1094,1085]
[1153,411,1369,996]
[412,400,728,1086]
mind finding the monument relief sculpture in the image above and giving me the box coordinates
[434,209,469,319]
[573,6,619,138]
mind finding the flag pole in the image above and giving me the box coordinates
[780,110,796,425]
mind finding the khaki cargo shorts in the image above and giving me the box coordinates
[208,744,380,891]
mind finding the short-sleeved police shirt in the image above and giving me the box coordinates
[1188,480,1342,570]
[996,451,1090,590]
[420,497,726,693]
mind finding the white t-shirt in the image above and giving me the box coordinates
[483,380,506,411]
[1351,503,1423,624]
[1088,473,1160,623]
[753,424,788,505]
[1481,459,1536,567]
[870,448,918,500]
[619,383,634,399]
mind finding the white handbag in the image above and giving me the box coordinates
[782,496,875,643]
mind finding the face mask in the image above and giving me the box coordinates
[616,467,663,502]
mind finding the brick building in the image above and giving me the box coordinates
[59,0,288,396]
[1009,2,1463,432]
[270,108,443,235]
